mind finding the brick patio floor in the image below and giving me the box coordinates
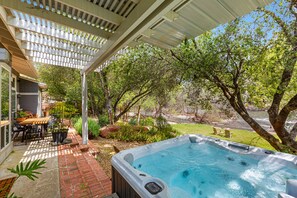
[58,131,112,198]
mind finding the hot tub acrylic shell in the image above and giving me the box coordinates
[111,134,297,198]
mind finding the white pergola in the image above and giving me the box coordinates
[0,0,273,144]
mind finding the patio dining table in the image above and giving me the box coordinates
[19,116,51,125]
[19,117,51,143]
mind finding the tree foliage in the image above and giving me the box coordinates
[38,65,105,116]
[104,44,180,122]
[38,44,181,122]
[171,0,297,152]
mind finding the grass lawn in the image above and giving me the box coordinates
[171,123,275,151]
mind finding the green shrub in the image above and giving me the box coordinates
[156,116,170,130]
[108,122,180,143]
[98,114,109,127]
[88,119,100,138]
[50,102,79,119]
[71,116,80,126]
[128,117,137,125]
[140,117,155,126]
[74,117,82,134]
[74,117,100,139]
[108,125,148,142]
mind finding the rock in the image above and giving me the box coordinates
[133,126,150,132]
[113,145,120,153]
[99,125,120,138]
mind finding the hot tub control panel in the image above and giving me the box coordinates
[145,182,163,195]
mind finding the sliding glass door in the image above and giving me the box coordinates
[0,62,11,150]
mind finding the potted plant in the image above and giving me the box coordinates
[51,122,69,145]
[16,111,28,122]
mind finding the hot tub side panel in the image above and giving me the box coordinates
[112,166,142,198]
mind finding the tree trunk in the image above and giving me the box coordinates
[106,97,113,125]
[214,80,285,151]
[99,71,113,124]
[290,122,297,140]
[137,105,141,125]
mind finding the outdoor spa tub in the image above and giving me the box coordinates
[111,135,297,198]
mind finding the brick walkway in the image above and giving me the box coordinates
[58,132,112,198]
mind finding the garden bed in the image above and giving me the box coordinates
[0,177,16,197]
[91,137,145,178]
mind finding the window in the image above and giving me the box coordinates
[0,62,11,149]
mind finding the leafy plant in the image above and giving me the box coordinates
[98,114,109,127]
[74,117,100,139]
[156,116,170,130]
[128,118,137,126]
[71,116,80,127]
[8,159,46,181]
[140,117,155,127]
[1,159,46,197]
[17,111,28,118]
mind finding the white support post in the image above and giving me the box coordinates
[81,72,88,145]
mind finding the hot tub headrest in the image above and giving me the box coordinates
[124,153,134,165]
[287,179,297,197]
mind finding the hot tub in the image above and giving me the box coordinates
[111,135,297,198]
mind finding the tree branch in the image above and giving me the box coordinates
[277,94,297,127]
[115,89,152,120]
[259,7,293,45]
[170,49,192,68]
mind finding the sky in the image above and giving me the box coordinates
[210,0,291,41]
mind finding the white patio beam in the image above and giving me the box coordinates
[0,6,27,59]
[24,47,93,62]
[25,49,92,62]
[140,35,175,49]
[18,33,98,56]
[0,0,111,39]
[28,51,89,65]
[82,0,184,74]
[21,41,97,57]
[8,18,103,49]
[32,57,84,69]
[54,0,124,26]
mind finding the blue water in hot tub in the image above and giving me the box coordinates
[132,142,297,198]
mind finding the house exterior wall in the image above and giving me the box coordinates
[19,95,39,114]
[19,79,39,92]
[19,79,40,115]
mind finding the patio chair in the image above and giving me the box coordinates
[24,125,42,144]
[224,128,232,138]
[213,127,221,135]
[12,122,26,141]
